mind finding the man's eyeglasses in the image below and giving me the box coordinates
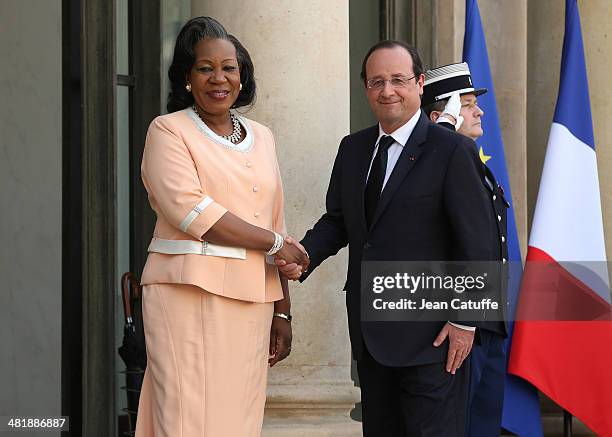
[366,74,417,90]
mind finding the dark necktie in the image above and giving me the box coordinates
[365,135,394,228]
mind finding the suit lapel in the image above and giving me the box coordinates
[484,164,510,206]
[484,165,495,191]
[368,112,429,231]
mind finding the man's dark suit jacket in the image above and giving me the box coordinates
[300,111,500,367]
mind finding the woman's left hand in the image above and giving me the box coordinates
[269,316,292,367]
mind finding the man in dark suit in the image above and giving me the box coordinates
[277,41,497,437]
[421,62,510,437]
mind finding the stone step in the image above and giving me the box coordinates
[262,416,362,437]
[264,413,596,437]
[500,415,595,436]
[539,395,596,436]
[264,390,598,436]
[540,414,595,436]
[265,411,597,437]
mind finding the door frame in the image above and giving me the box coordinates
[62,0,160,434]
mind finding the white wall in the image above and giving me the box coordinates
[0,0,62,428]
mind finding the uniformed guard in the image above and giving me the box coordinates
[421,62,510,437]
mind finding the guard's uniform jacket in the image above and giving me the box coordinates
[438,121,509,337]
[483,164,509,337]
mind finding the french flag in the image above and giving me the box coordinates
[508,1,612,436]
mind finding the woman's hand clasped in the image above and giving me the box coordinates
[274,237,309,280]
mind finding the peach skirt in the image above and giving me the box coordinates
[135,283,273,437]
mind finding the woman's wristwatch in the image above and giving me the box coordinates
[273,312,292,322]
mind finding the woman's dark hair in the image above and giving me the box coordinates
[167,17,256,113]
[227,34,256,110]
[360,40,424,85]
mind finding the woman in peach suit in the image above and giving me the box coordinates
[135,17,308,437]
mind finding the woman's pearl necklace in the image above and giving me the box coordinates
[192,105,242,144]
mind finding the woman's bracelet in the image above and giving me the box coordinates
[265,231,284,256]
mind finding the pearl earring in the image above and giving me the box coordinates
[186,83,192,92]
[239,83,243,91]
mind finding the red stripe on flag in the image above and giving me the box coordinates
[515,246,611,321]
[509,246,612,436]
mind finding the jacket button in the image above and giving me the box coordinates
[497,214,502,222]
[493,194,497,201]
[502,258,507,264]
[254,212,260,218]
[245,161,252,168]
[363,242,371,250]
[253,186,259,192]
[501,235,506,243]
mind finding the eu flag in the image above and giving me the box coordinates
[463,0,543,435]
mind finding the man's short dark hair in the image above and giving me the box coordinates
[422,100,447,118]
[360,40,424,85]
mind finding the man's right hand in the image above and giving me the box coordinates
[275,237,309,280]
[437,91,464,129]
[433,322,474,375]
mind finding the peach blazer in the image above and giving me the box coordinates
[140,107,286,303]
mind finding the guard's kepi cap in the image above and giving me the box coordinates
[422,62,487,107]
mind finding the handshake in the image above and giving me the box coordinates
[273,237,309,280]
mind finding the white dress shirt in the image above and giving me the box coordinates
[367,109,421,189]
[367,109,475,332]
